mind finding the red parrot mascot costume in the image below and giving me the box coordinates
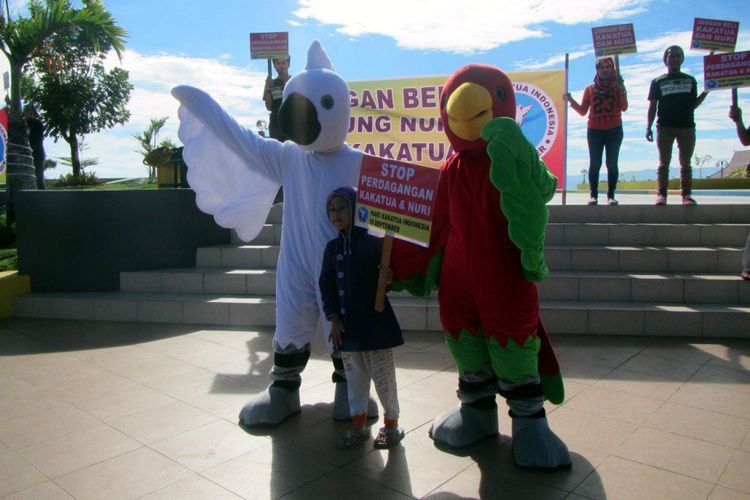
[391,64,571,469]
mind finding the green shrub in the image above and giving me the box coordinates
[0,210,15,248]
[52,171,103,188]
[0,248,17,271]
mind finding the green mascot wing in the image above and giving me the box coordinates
[481,117,557,282]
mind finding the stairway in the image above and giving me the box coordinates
[13,203,750,337]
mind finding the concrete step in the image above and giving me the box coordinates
[547,204,750,224]
[233,222,749,248]
[196,245,280,268]
[545,223,748,247]
[122,267,750,306]
[121,268,277,295]
[13,292,749,337]
[545,245,742,274]
[537,271,750,305]
[195,243,742,274]
[539,300,750,337]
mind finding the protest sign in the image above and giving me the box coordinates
[355,154,441,247]
[356,154,440,311]
[249,32,289,60]
[347,70,566,187]
[591,24,637,57]
[704,50,750,91]
[691,18,739,53]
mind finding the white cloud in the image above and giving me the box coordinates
[41,49,271,179]
[517,50,589,70]
[292,0,648,54]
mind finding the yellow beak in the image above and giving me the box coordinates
[446,82,493,141]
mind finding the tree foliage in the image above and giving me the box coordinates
[133,117,174,179]
[0,0,127,221]
[21,0,132,178]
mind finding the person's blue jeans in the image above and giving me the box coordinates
[587,125,623,199]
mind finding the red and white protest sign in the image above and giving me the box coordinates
[355,155,440,247]
[704,50,750,91]
[592,24,637,57]
[249,32,289,60]
[691,18,739,53]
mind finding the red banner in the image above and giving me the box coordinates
[592,24,637,57]
[355,154,441,246]
[249,32,289,60]
[691,18,739,53]
[704,51,750,91]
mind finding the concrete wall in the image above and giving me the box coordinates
[16,189,230,292]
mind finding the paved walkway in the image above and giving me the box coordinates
[1,318,749,499]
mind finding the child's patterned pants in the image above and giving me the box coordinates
[342,349,399,420]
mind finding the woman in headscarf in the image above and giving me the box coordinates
[566,57,628,205]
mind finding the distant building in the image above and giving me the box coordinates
[710,150,750,179]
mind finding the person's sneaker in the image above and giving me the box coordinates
[607,197,619,206]
[682,196,697,206]
[587,197,598,206]
[655,195,667,205]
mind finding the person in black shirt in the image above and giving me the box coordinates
[262,56,291,142]
[646,46,708,205]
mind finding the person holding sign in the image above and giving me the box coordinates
[729,104,750,281]
[646,45,708,206]
[320,186,405,449]
[566,57,628,206]
[263,56,291,142]
[729,104,750,146]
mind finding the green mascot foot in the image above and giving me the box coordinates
[332,381,379,421]
[511,411,571,470]
[429,402,499,447]
[239,384,301,426]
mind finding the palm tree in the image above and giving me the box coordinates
[0,0,126,222]
[133,117,169,180]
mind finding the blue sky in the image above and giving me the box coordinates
[3,0,749,182]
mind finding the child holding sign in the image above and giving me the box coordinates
[319,186,405,449]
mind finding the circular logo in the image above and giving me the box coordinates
[357,205,369,223]
[513,82,559,158]
[707,80,718,89]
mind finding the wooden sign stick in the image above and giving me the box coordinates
[374,234,394,312]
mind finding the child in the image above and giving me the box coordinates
[319,186,405,449]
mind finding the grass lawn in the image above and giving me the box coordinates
[0,248,17,272]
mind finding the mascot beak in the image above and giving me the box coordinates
[278,92,322,146]
[446,82,493,142]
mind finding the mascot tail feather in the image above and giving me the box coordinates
[537,320,564,405]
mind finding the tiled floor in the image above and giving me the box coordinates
[1,318,749,499]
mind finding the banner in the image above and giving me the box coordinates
[347,70,566,188]
[704,51,750,91]
[591,24,637,57]
[249,32,288,60]
[355,154,441,247]
[691,18,739,53]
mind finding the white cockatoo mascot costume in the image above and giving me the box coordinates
[172,40,376,426]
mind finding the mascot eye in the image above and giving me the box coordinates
[495,86,506,100]
[440,94,447,109]
[321,95,334,109]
